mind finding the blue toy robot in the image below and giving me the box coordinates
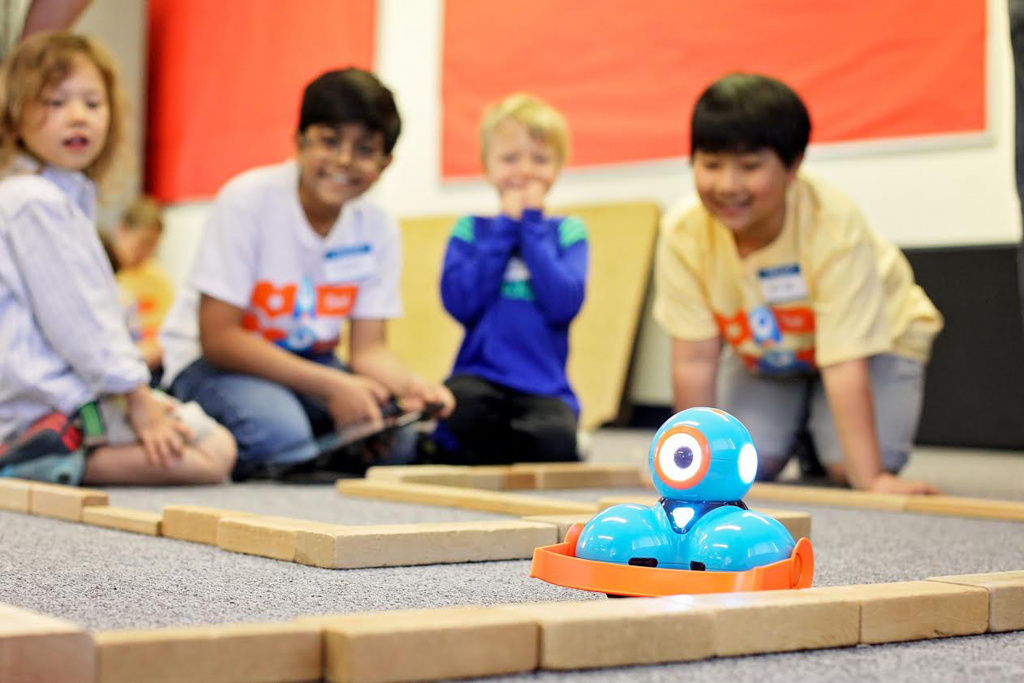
[576,407,795,572]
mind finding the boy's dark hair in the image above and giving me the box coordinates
[298,68,402,154]
[690,73,811,168]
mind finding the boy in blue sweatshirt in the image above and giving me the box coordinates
[435,94,588,463]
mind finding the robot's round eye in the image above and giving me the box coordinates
[653,426,710,489]
[674,446,693,470]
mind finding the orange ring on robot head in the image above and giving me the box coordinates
[652,424,711,490]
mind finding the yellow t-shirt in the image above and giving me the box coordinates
[115,259,175,347]
[653,174,942,374]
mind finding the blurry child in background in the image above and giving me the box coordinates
[433,93,588,464]
[654,73,941,494]
[0,31,235,485]
[107,196,174,372]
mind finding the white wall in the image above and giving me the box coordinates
[157,0,1022,407]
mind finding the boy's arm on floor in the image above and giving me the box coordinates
[518,211,587,324]
[820,358,938,494]
[670,336,720,410]
[440,216,518,323]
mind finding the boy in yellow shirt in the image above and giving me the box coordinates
[654,73,942,494]
[109,196,174,371]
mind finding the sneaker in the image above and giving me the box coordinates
[0,449,86,485]
[0,413,82,468]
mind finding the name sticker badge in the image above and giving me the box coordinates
[758,264,808,303]
[324,244,375,283]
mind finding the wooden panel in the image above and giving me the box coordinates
[0,478,32,513]
[0,602,94,683]
[904,495,1024,522]
[821,581,989,643]
[389,202,659,430]
[304,607,537,683]
[217,516,346,562]
[672,588,860,655]
[95,623,321,683]
[521,514,596,540]
[337,479,598,515]
[294,520,556,569]
[30,483,108,522]
[928,571,1024,633]
[162,505,259,545]
[504,598,714,669]
[82,507,162,536]
[511,463,643,489]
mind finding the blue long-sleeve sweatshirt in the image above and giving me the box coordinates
[440,209,588,413]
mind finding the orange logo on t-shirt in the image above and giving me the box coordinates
[250,282,296,317]
[317,284,358,316]
[775,306,815,334]
[715,311,752,346]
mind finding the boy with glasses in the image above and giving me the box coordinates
[161,68,453,479]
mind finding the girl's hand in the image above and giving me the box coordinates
[126,388,192,468]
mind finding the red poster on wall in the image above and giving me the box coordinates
[442,0,986,178]
[146,0,376,202]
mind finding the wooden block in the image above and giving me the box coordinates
[747,482,909,512]
[162,505,262,545]
[366,465,536,491]
[597,495,656,510]
[29,482,108,522]
[295,520,556,569]
[503,598,714,670]
[218,516,345,562]
[302,606,537,683]
[669,588,860,656]
[928,571,1024,632]
[0,478,32,513]
[819,581,989,643]
[0,602,94,683]
[337,479,597,516]
[82,506,161,536]
[521,514,595,540]
[365,465,464,482]
[528,464,643,490]
[596,496,811,540]
[95,622,321,683]
[905,495,1024,522]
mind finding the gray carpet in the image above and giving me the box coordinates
[2,478,1023,682]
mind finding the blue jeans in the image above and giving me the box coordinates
[168,355,416,477]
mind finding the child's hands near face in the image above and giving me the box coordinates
[127,387,192,468]
[501,187,525,220]
[325,372,389,431]
[523,177,548,211]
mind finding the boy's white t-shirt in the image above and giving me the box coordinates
[160,160,403,387]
